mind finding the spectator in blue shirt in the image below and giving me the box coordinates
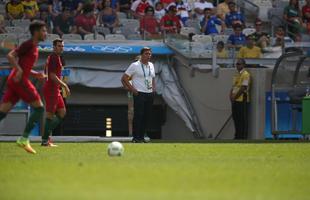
[62,0,83,15]
[200,8,225,35]
[225,2,244,28]
[227,24,246,49]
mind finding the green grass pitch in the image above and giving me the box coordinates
[0,142,309,200]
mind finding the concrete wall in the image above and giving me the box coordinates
[174,60,273,139]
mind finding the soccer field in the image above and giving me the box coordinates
[0,142,309,200]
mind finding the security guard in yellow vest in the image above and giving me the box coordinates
[230,58,251,139]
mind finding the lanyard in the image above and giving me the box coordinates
[140,62,151,78]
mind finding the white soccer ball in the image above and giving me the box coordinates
[107,141,124,156]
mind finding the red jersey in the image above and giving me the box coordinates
[8,39,38,82]
[75,14,96,33]
[160,14,181,33]
[140,16,159,34]
[44,53,62,90]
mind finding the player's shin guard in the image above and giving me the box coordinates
[22,107,44,138]
[42,115,62,143]
[0,112,7,122]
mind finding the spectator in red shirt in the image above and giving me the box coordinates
[131,0,153,19]
[160,5,181,34]
[75,3,97,37]
[160,0,174,8]
[140,6,160,38]
[302,0,310,33]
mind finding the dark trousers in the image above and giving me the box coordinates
[232,101,249,140]
[133,92,154,140]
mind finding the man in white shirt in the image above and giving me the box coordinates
[194,0,214,20]
[122,47,156,143]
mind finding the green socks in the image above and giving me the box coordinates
[22,107,44,138]
[42,115,62,142]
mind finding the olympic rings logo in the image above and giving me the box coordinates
[91,45,133,53]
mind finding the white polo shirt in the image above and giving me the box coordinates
[194,1,214,20]
[125,60,155,93]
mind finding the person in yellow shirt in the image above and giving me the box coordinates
[6,0,25,20]
[216,41,228,58]
[230,58,251,139]
[22,0,39,20]
[238,35,262,59]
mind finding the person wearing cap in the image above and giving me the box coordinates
[230,58,251,139]
[238,35,262,59]
[140,6,160,37]
[160,5,181,34]
[252,18,270,49]
[194,0,214,21]
[225,1,244,28]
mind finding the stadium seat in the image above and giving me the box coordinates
[5,26,25,34]
[105,34,126,41]
[213,35,230,43]
[94,26,111,35]
[192,35,212,43]
[84,33,105,40]
[18,33,31,44]
[223,28,234,35]
[12,19,31,28]
[242,28,256,36]
[0,33,18,41]
[120,25,139,37]
[126,34,142,40]
[184,19,201,32]
[119,19,139,27]
[180,27,199,37]
[117,12,127,19]
[46,34,60,41]
[62,34,82,40]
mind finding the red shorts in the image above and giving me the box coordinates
[1,78,41,105]
[44,87,65,113]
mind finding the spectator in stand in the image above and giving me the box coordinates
[22,0,40,20]
[160,5,181,34]
[53,7,77,37]
[216,0,230,20]
[5,0,24,20]
[227,24,246,49]
[283,0,303,41]
[252,18,270,49]
[99,0,120,33]
[200,8,224,35]
[39,9,52,33]
[37,0,49,11]
[48,0,62,19]
[273,25,285,47]
[140,6,160,37]
[216,41,228,58]
[225,1,244,28]
[170,0,192,25]
[131,0,153,19]
[154,2,165,22]
[119,0,131,16]
[238,35,262,59]
[302,0,310,33]
[0,15,6,34]
[62,0,83,16]
[194,0,214,21]
[75,3,97,37]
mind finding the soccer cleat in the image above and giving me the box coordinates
[41,137,58,147]
[16,137,37,154]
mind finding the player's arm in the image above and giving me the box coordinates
[7,49,23,82]
[121,74,138,95]
[49,72,71,96]
[30,70,46,79]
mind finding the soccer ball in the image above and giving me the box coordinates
[107,141,124,156]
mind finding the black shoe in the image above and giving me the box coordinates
[132,138,143,143]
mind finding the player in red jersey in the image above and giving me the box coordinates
[0,20,47,154]
[41,38,70,147]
